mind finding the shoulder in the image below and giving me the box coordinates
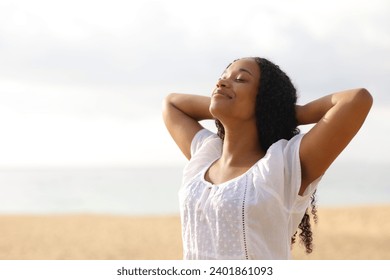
[252,134,304,182]
[263,133,304,166]
[190,128,220,157]
[183,129,222,185]
[251,134,309,208]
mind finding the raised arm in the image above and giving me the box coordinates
[162,93,213,160]
[297,88,373,195]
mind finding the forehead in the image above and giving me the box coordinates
[226,58,260,77]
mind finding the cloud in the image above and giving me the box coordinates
[2,0,389,92]
[0,0,389,166]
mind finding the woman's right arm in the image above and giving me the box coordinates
[162,93,213,160]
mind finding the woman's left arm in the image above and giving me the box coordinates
[296,88,373,195]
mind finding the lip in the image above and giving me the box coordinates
[212,89,233,99]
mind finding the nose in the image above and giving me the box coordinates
[216,77,228,88]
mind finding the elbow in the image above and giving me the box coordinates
[356,88,373,111]
[162,93,174,105]
[357,88,373,102]
[162,93,179,107]
[162,93,179,118]
[162,94,171,117]
[162,93,174,108]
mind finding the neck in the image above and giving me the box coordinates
[220,121,265,167]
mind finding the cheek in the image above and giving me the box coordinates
[241,101,256,119]
[239,90,258,118]
[241,87,258,106]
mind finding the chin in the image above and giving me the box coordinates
[209,101,224,119]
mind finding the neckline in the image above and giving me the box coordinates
[200,154,266,187]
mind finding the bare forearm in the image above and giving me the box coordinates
[296,88,373,126]
[162,93,213,159]
[164,93,213,121]
[298,88,372,190]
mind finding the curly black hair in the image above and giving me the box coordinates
[215,57,318,254]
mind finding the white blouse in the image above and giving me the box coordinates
[179,129,320,260]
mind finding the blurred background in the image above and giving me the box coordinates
[0,0,389,215]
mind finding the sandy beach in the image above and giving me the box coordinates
[1,205,389,260]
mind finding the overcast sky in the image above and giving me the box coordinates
[0,0,389,168]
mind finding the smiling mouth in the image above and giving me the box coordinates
[213,90,233,99]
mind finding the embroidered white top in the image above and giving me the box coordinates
[179,129,321,260]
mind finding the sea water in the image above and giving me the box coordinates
[0,161,389,215]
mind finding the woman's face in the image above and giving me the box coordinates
[210,58,260,123]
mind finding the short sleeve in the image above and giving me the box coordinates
[282,134,304,203]
[282,133,321,212]
[190,128,215,157]
[182,128,220,189]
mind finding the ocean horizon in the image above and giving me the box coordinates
[0,160,389,215]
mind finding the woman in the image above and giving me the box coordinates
[162,57,372,259]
